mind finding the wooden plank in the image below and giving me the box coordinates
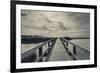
[49,39,73,61]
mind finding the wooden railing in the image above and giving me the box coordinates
[60,38,90,60]
[21,38,57,63]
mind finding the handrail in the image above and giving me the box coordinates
[21,38,57,62]
[62,38,90,52]
[35,39,56,62]
[22,38,55,58]
[60,37,90,60]
[60,38,79,60]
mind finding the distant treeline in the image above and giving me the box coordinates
[63,37,90,40]
[21,35,52,44]
[21,35,90,44]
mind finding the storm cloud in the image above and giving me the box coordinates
[21,10,90,37]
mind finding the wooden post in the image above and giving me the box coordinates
[62,39,64,44]
[66,42,68,46]
[48,42,50,48]
[73,46,76,55]
[48,41,53,48]
[65,41,68,52]
[48,41,52,52]
[39,47,42,62]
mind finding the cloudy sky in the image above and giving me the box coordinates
[21,10,90,37]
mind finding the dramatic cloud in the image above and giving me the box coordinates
[21,10,90,37]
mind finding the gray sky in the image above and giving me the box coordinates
[21,10,90,37]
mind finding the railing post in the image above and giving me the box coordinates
[73,46,76,55]
[66,42,68,46]
[48,41,53,48]
[65,41,68,52]
[63,39,65,43]
[44,41,52,57]
[39,46,43,62]
[48,41,53,53]
[48,42,51,48]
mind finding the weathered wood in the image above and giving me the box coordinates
[60,38,90,60]
[48,42,51,48]
[39,47,43,62]
[66,41,68,46]
[35,39,57,62]
[65,42,68,52]
[60,38,69,52]
[21,38,56,63]
[73,46,76,55]
[21,52,37,63]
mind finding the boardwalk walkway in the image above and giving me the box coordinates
[49,38,73,61]
[21,38,90,63]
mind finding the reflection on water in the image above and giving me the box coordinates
[71,39,90,50]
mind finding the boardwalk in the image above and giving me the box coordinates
[21,38,90,63]
[49,39,73,61]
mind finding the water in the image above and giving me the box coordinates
[69,39,90,60]
[71,39,90,50]
[21,39,90,61]
[21,42,49,54]
[21,44,39,53]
